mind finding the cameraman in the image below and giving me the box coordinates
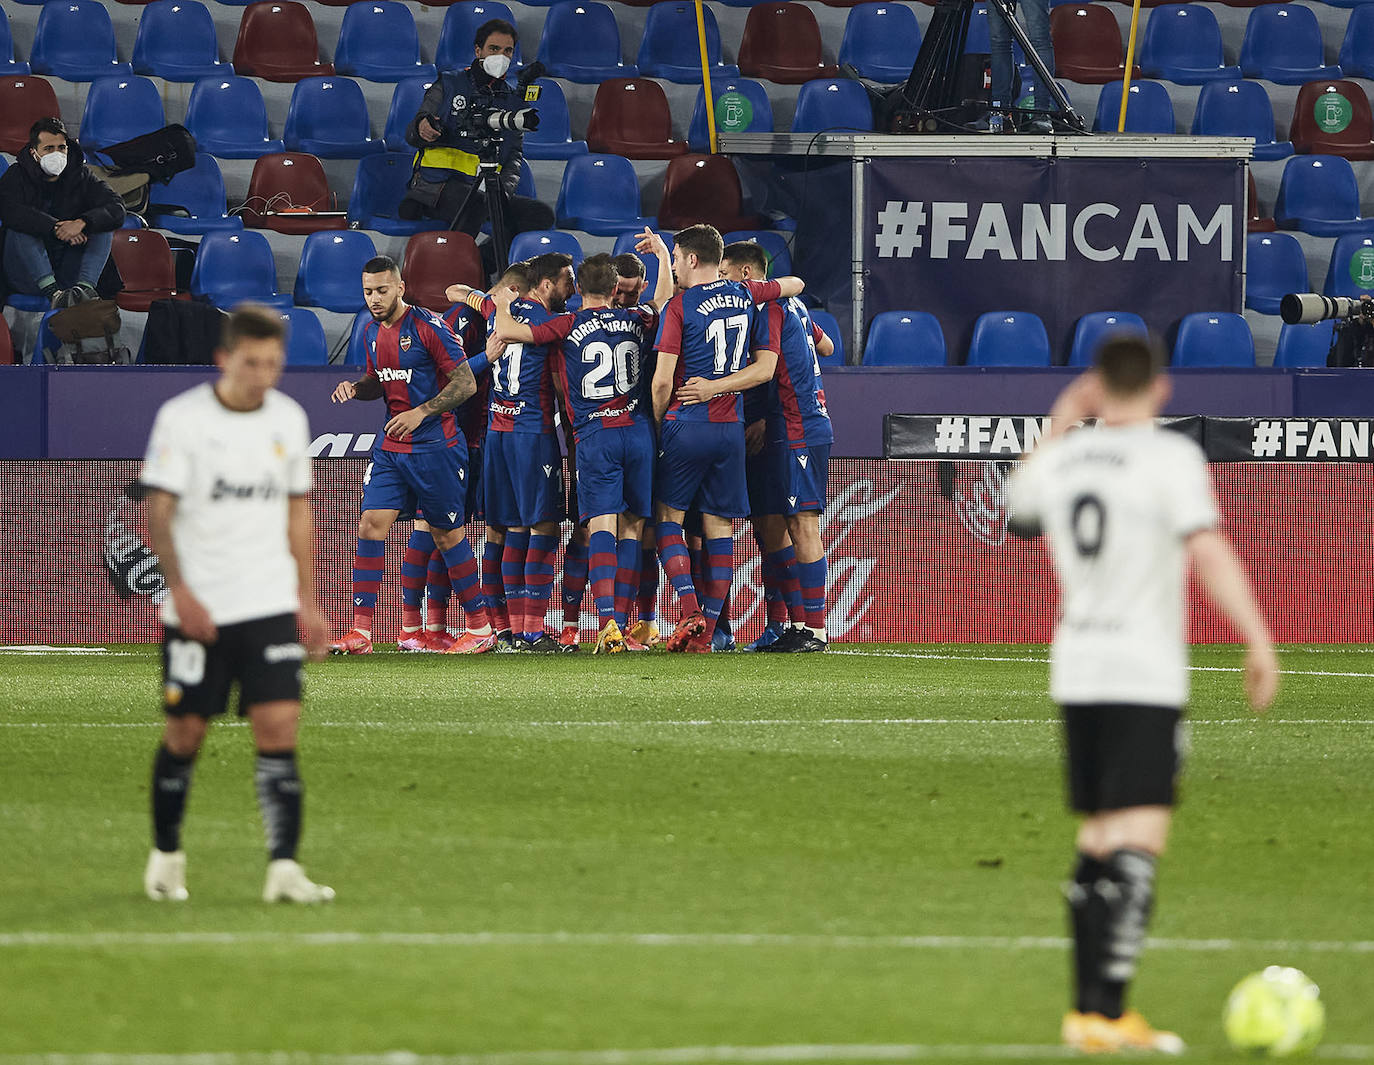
[399,19,555,242]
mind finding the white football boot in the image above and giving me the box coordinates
[263,858,335,903]
[144,849,189,901]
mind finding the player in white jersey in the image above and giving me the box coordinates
[139,304,334,905]
[1007,336,1279,1055]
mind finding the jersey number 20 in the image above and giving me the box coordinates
[581,340,639,400]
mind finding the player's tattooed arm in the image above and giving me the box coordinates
[420,361,478,415]
[145,488,218,644]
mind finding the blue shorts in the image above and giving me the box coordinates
[655,419,748,519]
[465,445,484,524]
[746,440,788,517]
[482,430,563,528]
[575,422,654,523]
[779,442,830,514]
[361,446,469,530]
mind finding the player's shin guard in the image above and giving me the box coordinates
[613,538,641,627]
[797,557,828,638]
[1065,853,1113,1016]
[151,745,196,852]
[700,537,734,636]
[400,528,435,633]
[481,538,508,634]
[562,535,589,625]
[524,533,558,639]
[588,529,618,624]
[425,549,451,632]
[769,546,804,626]
[656,522,700,615]
[254,751,303,862]
[351,539,386,635]
[1097,849,1157,1015]
[502,530,530,639]
[441,538,491,634]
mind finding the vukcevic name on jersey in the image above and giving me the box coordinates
[488,297,559,435]
[363,307,468,454]
[760,296,833,449]
[658,278,781,424]
[531,306,658,442]
[444,302,492,450]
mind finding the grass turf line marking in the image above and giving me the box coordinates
[3,719,1373,729]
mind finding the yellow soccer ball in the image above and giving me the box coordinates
[1223,966,1325,1057]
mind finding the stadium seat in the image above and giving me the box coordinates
[1339,7,1374,79]
[658,153,760,234]
[1322,233,1374,297]
[349,152,446,235]
[184,75,284,159]
[232,2,334,82]
[508,229,586,267]
[284,77,385,157]
[1248,169,1276,233]
[1246,233,1308,314]
[437,3,523,74]
[78,77,164,150]
[611,228,675,294]
[382,77,434,153]
[0,315,13,365]
[791,78,875,133]
[0,76,59,153]
[30,1,132,80]
[722,230,792,278]
[146,155,244,234]
[809,309,845,366]
[0,9,30,75]
[132,0,231,81]
[522,78,588,160]
[1137,5,1240,84]
[242,152,347,234]
[737,3,837,84]
[963,2,1024,61]
[190,230,293,311]
[284,307,328,365]
[862,311,946,366]
[334,2,436,82]
[966,312,1052,366]
[344,307,372,366]
[1240,6,1342,84]
[1273,154,1374,235]
[1190,81,1293,162]
[1289,80,1374,159]
[555,155,654,235]
[1093,80,1175,134]
[511,156,536,200]
[293,230,379,312]
[586,78,689,159]
[1272,321,1335,367]
[1050,5,1136,84]
[402,231,484,311]
[1171,312,1256,367]
[536,3,637,82]
[1066,311,1148,367]
[636,2,739,83]
[839,4,922,84]
[688,79,774,151]
[109,229,184,311]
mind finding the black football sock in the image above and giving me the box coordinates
[151,744,196,852]
[1065,852,1109,1015]
[1093,847,1159,1020]
[255,750,303,861]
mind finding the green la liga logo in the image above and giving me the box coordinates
[1315,92,1353,135]
[715,91,754,132]
[1349,247,1374,289]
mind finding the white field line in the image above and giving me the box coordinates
[829,649,1374,680]
[2,718,1372,729]
[0,646,137,656]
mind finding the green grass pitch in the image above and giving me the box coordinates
[2,644,1372,1064]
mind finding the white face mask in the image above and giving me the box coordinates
[481,53,511,79]
[38,150,67,177]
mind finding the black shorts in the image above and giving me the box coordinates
[1062,703,1184,813]
[161,613,304,718]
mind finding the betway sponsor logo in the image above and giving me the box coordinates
[376,366,413,383]
[873,200,1232,263]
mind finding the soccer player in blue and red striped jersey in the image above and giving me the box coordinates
[327,255,495,655]
[650,224,803,652]
[493,235,675,653]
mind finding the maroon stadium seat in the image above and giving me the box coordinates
[1248,169,1277,233]
[401,232,484,312]
[232,2,334,82]
[110,230,187,311]
[737,4,837,84]
[586,78,690,159]
[1290,79,1374,160]
[1051,6,1141,84]
[0,315,13,365]
[241,152,348,234]
[0,75,60,153]
[658,153,760,233]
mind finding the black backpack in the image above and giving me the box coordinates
[142,298,227,365]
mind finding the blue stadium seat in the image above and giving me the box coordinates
[1340,7,1374,78]
[349,152,446,236]
[809,309,845,367]
[382,77,434,153]
[345,307,372,366]
[284,77,385,158]
[1093,80,1175,134]
[1137,5,1240,84]
[334,2,436,83]
[1066,311,1148,367]
[1273,155,1374,236]
[1240,5,1342,84]
[79,77,164,151]
[0,9,30,75]
[688,79,774,152]
[636,2,738,83]
[294,230,379,312]
[185,75,285,159]
[1246,233,1308,314]
[285,307,329,365]
[966,311,1052,366]
[146,155,244,234]
[1190,81,1293,162]
[1171,313,1255,367]
[1322,233,1374,296]
[1320,0,1374,10]
[190,231,293,311]
[555,154,654,235]
[30,0,132,81]
[508,229,586,268]
[1013,65,1074,123]
[437,2,523,74]
[862,311,946,366]
[536,2,637,82]
[963,2,1024,62]
[132,0,231,82]
[1272,321,1335,367]
[721,230,792,278]
[791,78,875,133]
[611,228,675,294]
[512,157,536,199]
[522,78,588,160]
[839,4,922,84]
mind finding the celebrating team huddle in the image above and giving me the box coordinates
[328,222,835,655]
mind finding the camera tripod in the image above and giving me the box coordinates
[450,152,514,275]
